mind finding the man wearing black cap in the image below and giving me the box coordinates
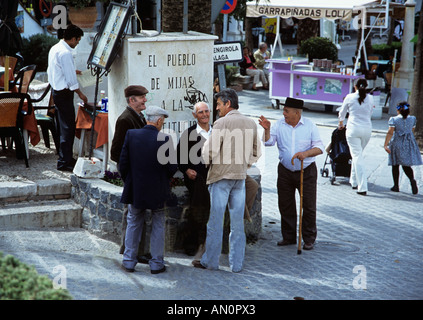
[259,97,324,250]
[111,85,148,164]
[111,85,150,262]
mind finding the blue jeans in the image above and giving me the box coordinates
[201,179,246,272]
[122,205,165,271]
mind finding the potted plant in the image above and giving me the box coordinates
[53,1,109,29]
[299,37,338,63]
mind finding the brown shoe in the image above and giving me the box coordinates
[192,260,206,269]
[193,244,205,261]
[277,239,296,246]
[303,242,314,250]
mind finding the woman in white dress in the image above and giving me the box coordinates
[338,78,374,195]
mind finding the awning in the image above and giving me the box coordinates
[246,0,379,21]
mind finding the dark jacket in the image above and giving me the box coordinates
[176,124,210,208]
[177,124,209,184]
[110,107,146,163]
[119,125,177,210]
[239,53,256,76]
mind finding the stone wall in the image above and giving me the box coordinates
[70,167,262,252]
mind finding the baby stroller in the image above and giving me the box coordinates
[320,128,351,185]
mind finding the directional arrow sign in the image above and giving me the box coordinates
[213,41,242,64]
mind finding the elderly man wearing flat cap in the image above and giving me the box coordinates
[111,85,150,263]
[120,106,177,274]
[111,85,149,163]
[259,97,324,251]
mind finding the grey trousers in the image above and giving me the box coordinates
[122,204,165,271]
[120,204,150,256]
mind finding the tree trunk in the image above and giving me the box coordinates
[188,0,211,34]
[161,0,211,33]
[296,18,319,53]
[410,9,423,149]
[162,0,183,32]
[245,17,254,50]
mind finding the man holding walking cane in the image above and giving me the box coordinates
[258,98,324,250]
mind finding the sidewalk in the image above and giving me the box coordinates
[0,89,422,302]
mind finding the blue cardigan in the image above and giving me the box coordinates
[119,125,177,210]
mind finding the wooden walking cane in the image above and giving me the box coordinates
[297,159,304,255]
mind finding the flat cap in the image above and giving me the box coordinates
[282,97,304,109]
[124,85,148,97]
[145,106,169,118]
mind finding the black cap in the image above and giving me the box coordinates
[124,85,148,97]
[282,97,304,109]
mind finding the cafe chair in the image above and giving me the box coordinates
[0,56,18,73]
[0,64,37,93]
[0,92,33,167]
[0,56,18,86]
[30,83,60,153]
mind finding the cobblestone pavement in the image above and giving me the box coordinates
[0,89,422,302]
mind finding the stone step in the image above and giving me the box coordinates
[0,179,72,204]
[0,199,82,230]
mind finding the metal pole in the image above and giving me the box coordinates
[156,0,161,32]
[88,69,101,159]
[131,0,137,35]
[183,0,188,34]
[223,14,228,41]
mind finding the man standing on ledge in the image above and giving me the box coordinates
[193,88,261,273]
[111,85,150,264]
[119,106,177,274]
[47,24,87,172]
[259,97,324,250]
[111,85,148,164]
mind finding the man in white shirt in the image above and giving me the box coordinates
[259,98,324,250]
[177,101,212,259]
[47,24,87,171]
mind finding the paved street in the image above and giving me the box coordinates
[0,88,422,303]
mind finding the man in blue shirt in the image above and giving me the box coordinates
[259,98,324,250]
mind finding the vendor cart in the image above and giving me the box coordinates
[269,57,363,111]
[246,0,392,110]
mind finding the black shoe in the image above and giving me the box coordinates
[357,191,367,196]
[277,239,296,246]
[137,253,152,264]
[151,266,166,274]
[411,180,418,195]
[390,186,399,192]
[352,186,358,190]
[303,242,314,250]
[57,165,74,172]
[120,264,135,273]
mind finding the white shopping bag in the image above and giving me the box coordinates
[73,157,103,178]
